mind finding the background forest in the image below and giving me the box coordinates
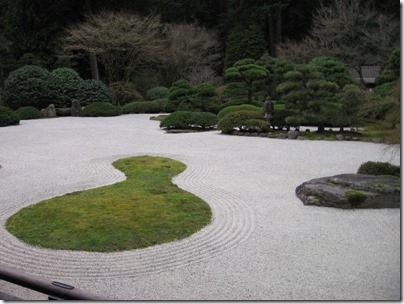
[0,0,400,142]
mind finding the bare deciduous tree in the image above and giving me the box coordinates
[277,0,399,85]
[157,23,222,86]
[61,12,165,83]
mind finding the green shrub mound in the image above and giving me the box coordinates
[0,105,20,126]
[15,106,42,120]
[76,80,111,106]
[81,102,121,117]
[217,110,263,134]
[217,104,262,120]
[4,65,52,109]
[357,161,400,177]
[272,108,295,130]
[243,119,268,133]
[122,100,164,114]
[146,86,169,101]
[160,111,217,130]
[50,68,83,108]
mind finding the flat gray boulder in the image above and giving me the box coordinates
[296,174,400,209]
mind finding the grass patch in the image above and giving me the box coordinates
[6,156,212,252]
[150,114,168,122]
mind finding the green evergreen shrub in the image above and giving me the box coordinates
[50,68,83,108]
[190,112,218,129]
[109,81,143,106]
[373,82,396,97]
[146,86,169,100]
[357,161,400,177]
[4,65,52,109]
[217,110,263,134]
[224,24,266,68]
[76,80,111,106]
[15,106,42,120]
[160,111,217,129]
[217,104,262,120]
[243,119,268,132]
[194,83,216,97]
[272,108,295,129]
[0,105,20,126]
[81,102,121,117]
[122,101,163,114]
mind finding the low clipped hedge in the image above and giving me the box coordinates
[0,105,20,126]
[357,161,400,177]
[15,106,42,120]
[122,100,165,114]
[217,104,262,120]
[160,111,217,130]
[217,110,264,134]
[81,102,121,117]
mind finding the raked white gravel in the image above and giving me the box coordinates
[0,114,400,300]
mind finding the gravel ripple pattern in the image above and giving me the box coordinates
[0,115,400,300]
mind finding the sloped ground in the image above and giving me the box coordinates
[0,114,400,300]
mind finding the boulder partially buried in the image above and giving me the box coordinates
[296,174,400,209]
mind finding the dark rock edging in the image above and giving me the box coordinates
[296,173,400,209]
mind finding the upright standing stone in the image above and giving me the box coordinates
[71,99,82,117]
[46,104,57,118]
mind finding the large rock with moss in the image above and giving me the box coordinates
[296,174,400,209]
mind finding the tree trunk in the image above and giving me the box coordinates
[89,53,99,80]
[85,0,99,80]
[247,87,253,103]
[275,9,282,44]
[317,125,325,132]
[268,15,277,57]
[339,126,344,132]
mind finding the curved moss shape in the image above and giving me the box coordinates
[6,156,212,252]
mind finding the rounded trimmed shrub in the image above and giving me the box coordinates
[0,105,20,126]
[243,119,268,132]
[76,80,111,106]
[160,111,217,130]
[122,100,164,114]
[109,81,144,106]
[357,161,400,177]
[146,86,169,101]
[194,83,216,97]
[50,68,83,108]
[4,65,52,109]
[81,102,121,117]
[217,110,263,134]
[217,104,262,120]
[15,106,42,120]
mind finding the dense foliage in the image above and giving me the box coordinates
[122,100,164,114]
[217,110,263,134]
[357,161,400,177]
[76,80,111,106]
[160,111,217,129]
[217,104,262,120]
[4,65,52,109]
[0,105,20,126]
[50,67,83,108]
[80,102,121,117]
[146,86,169,101]
[15,106,42,120]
